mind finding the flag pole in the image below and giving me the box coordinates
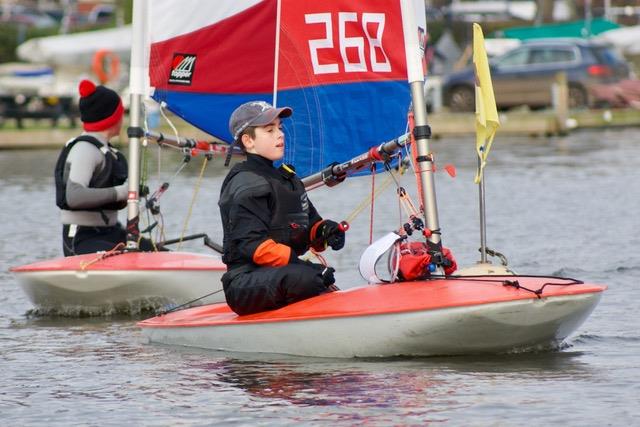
[472,23,500,264]
[478,158,487,263]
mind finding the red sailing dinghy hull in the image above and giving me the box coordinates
[10,252,226,315]
[138,277,605,357]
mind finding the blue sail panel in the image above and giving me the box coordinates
[278,80,410,177]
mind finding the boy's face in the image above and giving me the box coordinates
[242,117,285,161]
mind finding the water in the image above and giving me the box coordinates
[1,129,639,425]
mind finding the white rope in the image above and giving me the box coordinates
[159,101,182,175]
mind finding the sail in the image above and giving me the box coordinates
[146,0,426,177]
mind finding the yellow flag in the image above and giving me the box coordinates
[473,23,499,184]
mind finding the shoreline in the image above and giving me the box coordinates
[1,108,639,149]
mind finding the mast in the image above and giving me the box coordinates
[125,0,148,249]
[399,0,442,248]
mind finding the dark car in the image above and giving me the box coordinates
[442,38,631,112]
[0,5,58,28]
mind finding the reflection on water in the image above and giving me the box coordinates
[1,129,639,425]
[166,348,601,425]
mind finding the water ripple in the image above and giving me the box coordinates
[2,133,640,425]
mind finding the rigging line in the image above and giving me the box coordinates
[423,275,584,298]
[156,287,225,316]
[442,274,584,283]
[158,101,186,177]
[157,137,162,177]
[383,161,403,190]
[155,211,167,245]
[159,101,180,146]
[302,165,405,265]
[79,242,126,270]
[141,195,158,250]
[383,161,421,222]
[397,184,403,234]
[272,0,282,106]
[309,248,328,267]
[170,157,190,179]
[397,188,420,217]
[342,162,406,226]
[177,156,209,250]
[139,139,155,241]
[142,100,150,135]
[140,138,150,191]
[369,164,376,245]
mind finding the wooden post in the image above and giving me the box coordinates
[553,71,569,134]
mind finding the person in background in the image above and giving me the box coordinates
[55,79,146,256]
[219,101,345,315]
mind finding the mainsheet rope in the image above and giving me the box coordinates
[79,242,126,270]
[156,287,225,316]
[177,155,209,250]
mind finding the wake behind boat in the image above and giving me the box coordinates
[139,276,604,357]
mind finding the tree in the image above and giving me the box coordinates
[535,0,556,24]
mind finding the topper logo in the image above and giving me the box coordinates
[169,53,196,85]
[305,12,391,75]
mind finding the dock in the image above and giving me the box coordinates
[428,107,640,138]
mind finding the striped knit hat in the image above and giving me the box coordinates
[78,79,124,131]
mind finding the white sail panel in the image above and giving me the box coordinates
[149,0,263,43]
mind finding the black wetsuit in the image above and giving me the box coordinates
[219,153,328,315]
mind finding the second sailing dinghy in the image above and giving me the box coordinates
[138,0,605,357]
[9,4,235,315]
[10,132,229,315]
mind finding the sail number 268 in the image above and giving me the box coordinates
[305,12,391,75]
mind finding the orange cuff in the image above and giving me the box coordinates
[309,220,326,252]
[309,220,323,241]
[252,239,291,267]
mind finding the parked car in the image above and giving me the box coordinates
[442,38,631,112]
[0,5,58,28]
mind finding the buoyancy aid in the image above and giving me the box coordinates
[269,164,312,255]
[54,135,128,211]
[219,158,314,269]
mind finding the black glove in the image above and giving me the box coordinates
[320,266,336,287]
[317,220,345,250]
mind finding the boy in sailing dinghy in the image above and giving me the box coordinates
[219,101,346,315]
[55,80,153,256]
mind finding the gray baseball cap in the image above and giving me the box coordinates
[229,101,293,142]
